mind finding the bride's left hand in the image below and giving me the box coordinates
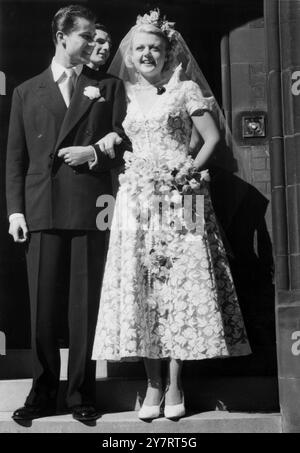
[96,132,123,159]
[58,146,95,166]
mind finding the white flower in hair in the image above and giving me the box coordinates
[136,8,176,40]
[83,86,101,100]
[137,9,160,25]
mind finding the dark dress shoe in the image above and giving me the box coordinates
[72,405,98,422]
[12,405,56,421]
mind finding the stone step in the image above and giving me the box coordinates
[0,349,278,379]
[0,376,279,413]
[0,411,282,433]
[0,349,107,379]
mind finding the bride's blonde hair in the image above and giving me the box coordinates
[125,24,174,72]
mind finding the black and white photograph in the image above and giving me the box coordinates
[0,0,298,436]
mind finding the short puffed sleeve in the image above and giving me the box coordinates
[184,80,214,116]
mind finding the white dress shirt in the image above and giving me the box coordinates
[51,58,83,106]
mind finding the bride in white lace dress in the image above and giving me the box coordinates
[66,11,251,419]
[90,12,251,420]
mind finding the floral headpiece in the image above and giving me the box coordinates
[136,9,176,43]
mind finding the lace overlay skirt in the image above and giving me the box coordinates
[92,181,251,361]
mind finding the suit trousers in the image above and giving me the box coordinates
[25,229,106,409]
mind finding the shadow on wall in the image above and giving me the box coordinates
[179,167,276,379]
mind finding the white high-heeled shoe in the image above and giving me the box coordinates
[164,396,185,420]
[138,394,164,420]
[138,403,162,420]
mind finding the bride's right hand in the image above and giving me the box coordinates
[96,132,123,159]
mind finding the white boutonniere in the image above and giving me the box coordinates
[83,86,101,100]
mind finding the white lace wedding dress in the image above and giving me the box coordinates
[92,67,251,361]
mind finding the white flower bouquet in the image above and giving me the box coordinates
[119,152,209,289]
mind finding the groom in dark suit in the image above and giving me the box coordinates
[6,5,127,422]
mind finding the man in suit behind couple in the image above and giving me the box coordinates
[6,4,127,422]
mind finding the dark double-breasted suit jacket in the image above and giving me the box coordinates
[6,65,128,230]
[5,65,129,408]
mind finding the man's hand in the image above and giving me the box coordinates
[9,217,28,243]
[58,146,95,166]
[96,132,123,159]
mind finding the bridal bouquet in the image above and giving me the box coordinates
[119,151,210,288]
[119,150,209,199]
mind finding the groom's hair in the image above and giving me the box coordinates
[52,4,96,44]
